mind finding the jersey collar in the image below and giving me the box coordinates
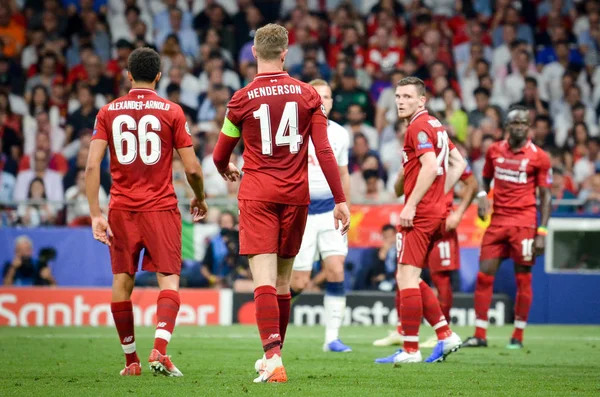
[129,88,156,94]
[503,139,532,153]
[254,71,289,80]
[409,109,428,125]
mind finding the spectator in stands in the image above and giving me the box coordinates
[23,111,65,157]
[532,115,556,150]
[365,224,397,291]
[16,177,57,226]
[496,50,539,108]
[491,25,517,77]
[331,68,373,124]
[0,3,25,59]
[540,40,583,104]
[3,235,56,286]
[166,83,196,122]
[25,85,60,130]
[573,137,600,187]
[198,51,241,92]
[0,164,15,205]
[468,87,492,128]
[516,77,550,116]
[375,69,405,132]
[65,84,98,143]
[564,121,591,164]
[160,8,198,59]
[65,168,107,225]
[24,53,59,98]
[491,5,534,47]
[0,137,18,176]
[345,103,378,150]
[201,212,239,287]
[0,90,21,134]
[19,131,68,175]
[440,87,468,143]
[13,149,63,204]
[579,173,600,214]
[551,167,577,214]
[381,119,406,181]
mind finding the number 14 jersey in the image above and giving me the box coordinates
[225,71,327,205]
[92,88,193,211]
[402,110,454,219]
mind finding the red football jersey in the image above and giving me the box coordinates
[225,71,327,205]
[92,88,193,211]
[402,110,452,219]
[483,140,552,227]
[445,163,474,214]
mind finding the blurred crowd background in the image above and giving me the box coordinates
[1,0,599,290]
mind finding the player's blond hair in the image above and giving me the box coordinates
[254,24,288,61]
[309,79,329,88]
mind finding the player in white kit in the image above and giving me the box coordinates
[290,79,352,353]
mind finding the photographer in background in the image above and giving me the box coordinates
[3,235,57,286]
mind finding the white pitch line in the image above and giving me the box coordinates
[1,333,599,341]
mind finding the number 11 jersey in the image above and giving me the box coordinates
[225,71,327,205]
[402,110,452,219]
[92,88,193,211]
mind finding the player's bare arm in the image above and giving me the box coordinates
[444,148,467,194]
[399,151,437,227]
[394,168,405,198]
[177,146,208,221]
[85,139,113,246]
[477,171,493,220]
[535,186,552,255]
[447,174,478,231]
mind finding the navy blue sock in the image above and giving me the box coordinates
[325,281,345,297]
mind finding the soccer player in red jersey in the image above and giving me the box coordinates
[376,77,466,365]
[85,48,208,377]
[212,24,350,383]
[463,106,552,350]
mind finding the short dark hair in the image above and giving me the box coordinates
[397,76,426,96]
[525,76,538,86]
[473,86,491,97]
[382,224,395,233]
[166,83,181,96]
[535,115,551,125]
[127,47,161,83]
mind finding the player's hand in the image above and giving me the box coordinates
[91,216,113,246]
[219,163,241,182]
[445,211,462,231]
[399,204,416,228]
[11,256,22,269]
[534,234,545,256]
[477,196,490,221]
[333,202,351,235]
[190,197,208,222]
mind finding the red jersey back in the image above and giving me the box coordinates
[92,88,193,210]
[445,163,474,215]
[402,110,451,219]
[483,140,551,227]
[225,72,326,205]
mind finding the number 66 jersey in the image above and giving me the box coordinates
[402,109,454,220]
[92,88,192,211]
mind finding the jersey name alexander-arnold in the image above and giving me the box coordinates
[107,100,171,111]
[247,84,303,100]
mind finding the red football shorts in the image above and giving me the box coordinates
[108,208,182,275]
[238,199,309,259]
[480,224,537,266]
[427,229,460,272]
[397,217,444,269]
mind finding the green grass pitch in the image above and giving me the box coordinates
[1,325,599,396]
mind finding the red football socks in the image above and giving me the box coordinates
[154,289,180,355]
[512,272,532,342]
[254,286,281,359]
[474,272,495,340]
[419,280,452,340]
[111,300,139,365]
[395,288,403,335]
[400,288,422,353]
[277,293,291,349]
[431,271,453,323]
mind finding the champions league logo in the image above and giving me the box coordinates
[185,122,191,135]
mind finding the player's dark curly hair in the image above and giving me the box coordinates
[127,47,161,83]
